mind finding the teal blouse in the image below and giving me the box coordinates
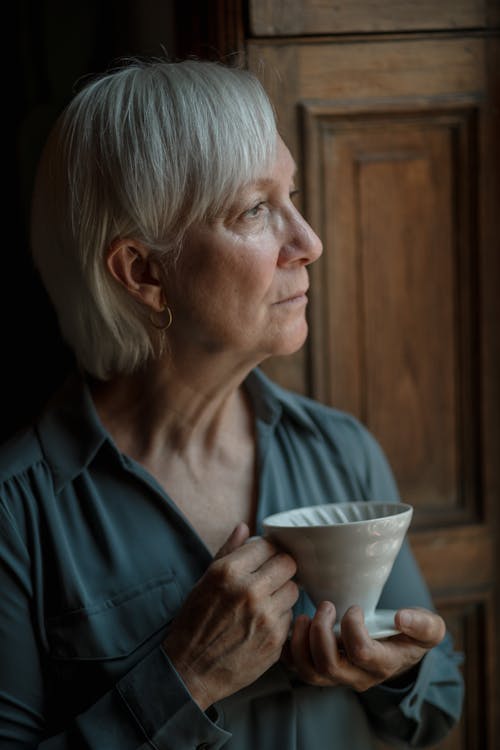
[0,368,463,749]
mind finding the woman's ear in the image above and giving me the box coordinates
[106,238,166,312]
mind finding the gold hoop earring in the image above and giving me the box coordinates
[149,306,173,330]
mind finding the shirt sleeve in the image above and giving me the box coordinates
[0,492,231,750]
[343,422,465,746]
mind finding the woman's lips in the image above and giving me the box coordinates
[273,290,308,305]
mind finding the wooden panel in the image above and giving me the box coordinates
[439,597,491,750]
[481,39,500,740]
[256,36,486,397]
[375,594,491,750]
[410,525,492,592]
[479,37,500,743]
[302,98,480,523]
[249,0,489,36]
[411,526,494,750]
[248,33,500,746]
[249,37,485,158]
[249,36,488,517]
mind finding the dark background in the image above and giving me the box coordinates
[8,1,178,442]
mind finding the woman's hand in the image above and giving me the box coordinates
[162,523,299,710]
[282,602,446,691]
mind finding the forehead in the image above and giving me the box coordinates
[214,138,297,220]
[253,137,296,188]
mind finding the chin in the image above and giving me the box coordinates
[268,322,309,358]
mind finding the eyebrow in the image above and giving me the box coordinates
[252,164,298,189]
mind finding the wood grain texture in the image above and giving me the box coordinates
[170,6,500,746]
[247,30,499,748]
[301,98,480,523]
[249,0,489,36]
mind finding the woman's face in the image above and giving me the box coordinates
[168,137,323,365]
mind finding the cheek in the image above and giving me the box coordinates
[176,233,279,312]
[235,241,281,294]
[212,258,277,307]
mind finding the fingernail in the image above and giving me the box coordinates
[244,535,261,544]
[320,601,335,616]
[399,611,413,628]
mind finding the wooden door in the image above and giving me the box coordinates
[19,2,498,747]
[243,4,500,748]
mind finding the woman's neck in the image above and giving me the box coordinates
[88,352,258,463]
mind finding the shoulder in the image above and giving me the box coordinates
[262,371,379,456]
[287,390,385,473]
[253,369,400,501]
[0,427,50,542]
[0,427,45,485]
[304,394,382,456]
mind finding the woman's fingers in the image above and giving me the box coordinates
[271,578,300,614]
[213,531,295,585]
[289,614,318,682]
[289,602,340,679]
[340,606,446,684]
[256,551,297,594]
[213,521,250,560]
[210,527,298,612]
[395,608,446,647]
[288,603,372,689]
[340,606,378,665]
[310,604,374,689]
[308,601,339,675]
[286,604,445,692]
[163,535,299,708]
[341,607,395,682]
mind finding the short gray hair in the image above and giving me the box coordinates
[30,59,277,379]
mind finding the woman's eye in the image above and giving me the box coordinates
[290,189,300,203]
[244,202,266,219]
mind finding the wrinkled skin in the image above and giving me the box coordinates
[283,602,446,692]
[163,524,299,709]
[163,524,446,709]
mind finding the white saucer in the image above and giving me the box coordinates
[333,609,399,640]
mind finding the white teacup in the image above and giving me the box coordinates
[263,502,413,623]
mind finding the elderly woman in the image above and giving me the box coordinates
[0,60,463,749]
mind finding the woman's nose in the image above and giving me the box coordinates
[278,211,323,267]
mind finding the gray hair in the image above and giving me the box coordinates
[30,59,277,379]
